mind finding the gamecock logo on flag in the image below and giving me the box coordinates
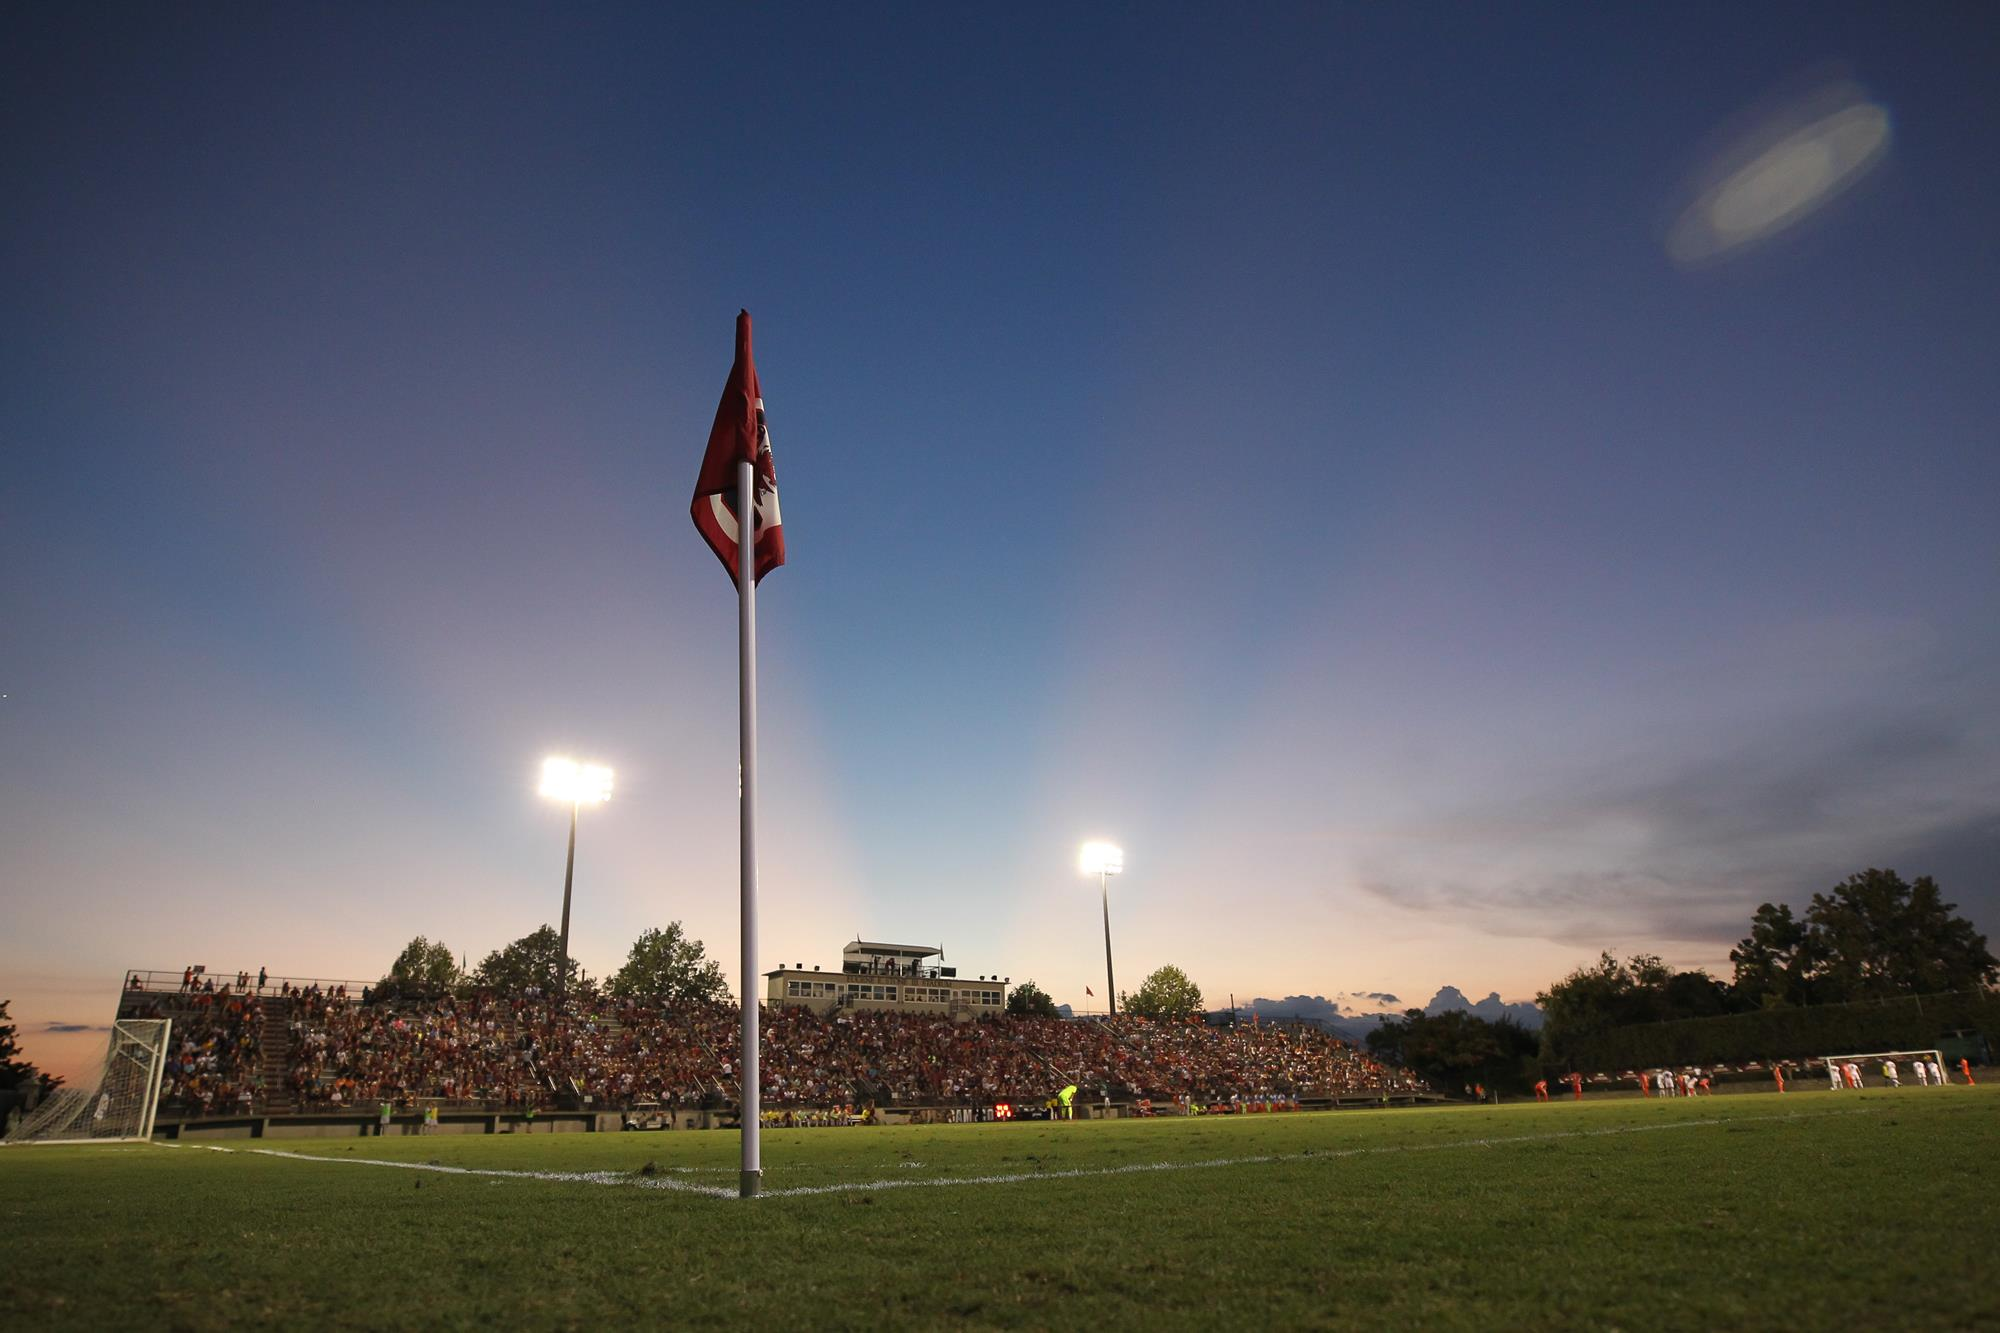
[691,310,786,585]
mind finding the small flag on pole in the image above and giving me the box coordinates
[691,310,786,585]
[1085,986,1094,996]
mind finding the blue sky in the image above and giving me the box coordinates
[5,3,1997,1078]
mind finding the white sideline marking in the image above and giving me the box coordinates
[759,1107,1876,1198]
[175,1106,1871,1202]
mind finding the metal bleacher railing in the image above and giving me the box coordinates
[123,968,374,996]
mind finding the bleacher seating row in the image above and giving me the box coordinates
[120,983,1427,1117]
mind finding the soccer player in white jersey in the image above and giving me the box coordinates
[1844,1061,1862,1089]
[1827,1061,1842,1090]
[1884,1060,1900,1087]
[1930,1060,1945,1086]
[1914,1060,1929,1086]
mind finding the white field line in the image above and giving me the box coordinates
[161,1105,1872,1202]
[195,1143,741,1198]
[760,1106,1877,1198]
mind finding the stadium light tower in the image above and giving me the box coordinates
[1079,841,1124,1016]
[540,756,613,996]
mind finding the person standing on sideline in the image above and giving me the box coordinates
[377,1100,392,1136]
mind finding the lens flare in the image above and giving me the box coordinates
[1668,83,1891,266]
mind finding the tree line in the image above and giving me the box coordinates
[1369,868,1996,1089]
[376,920,728,1005]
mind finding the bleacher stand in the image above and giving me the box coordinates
[119,972,1425,1118]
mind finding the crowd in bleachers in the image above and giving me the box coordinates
[123,978,1426,1116]
[123,990,267,1117]
[276,995,1418,1112]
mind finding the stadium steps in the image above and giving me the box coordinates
[259,996,297,1114]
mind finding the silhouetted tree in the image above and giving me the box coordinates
[1537,953,1736,1063]
[0,999,44,1093]
[608,924,728,1004]
[1367,1009,1539,1093]
[1729,870,1995,1006]
[1122,965,1204,1021]
[473,926,583,994]
[381,936,462,996]
[1729,901,1819,1008]
[1006,980,1060,1019]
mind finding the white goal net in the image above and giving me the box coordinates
[1820,1049,1946,1090]
[3,1019,171,1145]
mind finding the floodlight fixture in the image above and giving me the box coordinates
[538,754,614,995]
[541,756,613,805]
[1079,841,1124,877]
[1079,839,1127,1016]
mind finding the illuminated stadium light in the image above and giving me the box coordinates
[1078,841,1124,877]
[539,755,614,995]
[1080,840,1126,1016]
[540,756,613,805]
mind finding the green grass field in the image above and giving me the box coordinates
[4,1088,1996,1330]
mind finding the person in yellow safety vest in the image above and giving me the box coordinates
[1059,1085,1077,1119]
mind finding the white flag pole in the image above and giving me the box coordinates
[736,457,762,1199]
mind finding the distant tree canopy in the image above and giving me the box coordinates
[1006,980,1060,1019]
[1538,869,1996,1063]
[1537,953,1734,1063]
[608,924,728,1004]
[1730,869,1997,1008]
[381,936,462,995]
[1367,1009,1539,1094]
[473,926,582,994]
[0,999,47,1093]
[1122,965,1204,1021]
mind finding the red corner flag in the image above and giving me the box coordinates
[691,310,785,584]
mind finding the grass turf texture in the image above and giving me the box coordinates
[4,1089,1996,1330]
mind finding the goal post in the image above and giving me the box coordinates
[1820,1049,1946,1089]
[2,1018,172,1145]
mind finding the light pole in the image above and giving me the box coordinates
[539,756,613,996]
[1079,841,1124,1016]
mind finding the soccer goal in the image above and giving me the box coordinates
[1821,1049,1946,1089]
[2,1019,172,1145]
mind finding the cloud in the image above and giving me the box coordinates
[43,1022,110,1034]
[1354,703,2000,951]
[1422,987,1543,1029]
